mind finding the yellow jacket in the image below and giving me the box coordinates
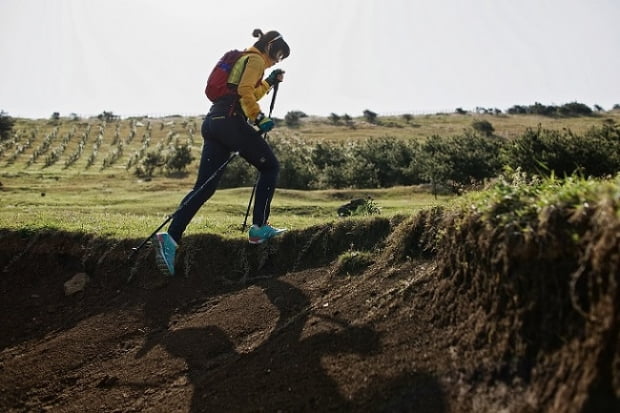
[228,46,276,121]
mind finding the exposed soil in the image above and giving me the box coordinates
[0,209,618,412]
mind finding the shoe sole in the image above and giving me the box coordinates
[152,235,174,276]
[248,229,286,245]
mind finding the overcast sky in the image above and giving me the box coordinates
[1,0,619,119]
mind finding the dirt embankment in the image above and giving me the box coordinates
[0,204,618,412]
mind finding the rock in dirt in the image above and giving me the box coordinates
[63,273,90,296]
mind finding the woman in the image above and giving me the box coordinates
[153,29,290,276]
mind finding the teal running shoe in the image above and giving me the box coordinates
[152,232,177,276]
[248,224,287,244]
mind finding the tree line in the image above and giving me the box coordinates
[218,123,620,193]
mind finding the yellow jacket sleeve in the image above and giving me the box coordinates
[237,53,271,121]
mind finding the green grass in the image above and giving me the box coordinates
[0,171,451,239]
[2,111,618,239]
[452,171,620,230]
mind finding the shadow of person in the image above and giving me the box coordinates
[133,275,444,412]
[184,278,382,412]
[161,326,237,383]
[354,370,449,412]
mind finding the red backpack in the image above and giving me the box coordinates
[205,50,245,102]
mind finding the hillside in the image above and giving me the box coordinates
[0,175,618,412]
[2,111,619,179]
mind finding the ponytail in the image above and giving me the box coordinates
[252,28,290,60]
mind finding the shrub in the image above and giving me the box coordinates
[342,114,355,128]
[97,111,119,122]
[506,102,593,117]
[284,111,306,128]
[166,143,194,173]
[217,156,255,188]
[558,102,593,116]
[418,133,503,193]
[502,124,620,178]
[135,151,164,178]
[270,135,314,189]
[363,109,378,124]
[471,119,495,136]
[0,111,15,141]
[335,249,374,276]
[328,113,341,125]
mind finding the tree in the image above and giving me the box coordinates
[329,113,341,125]
[284,110,306,128]
[558,102,592,116]
[342,114,355,128]
[363,109,378,124]
[471,119,495,137]
[136,151,164,178]
[98,111,119,122]
[166,143,194,173]
[0,111,15,141]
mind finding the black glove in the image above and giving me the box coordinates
[255,112,274,132]
[265,69,285,86]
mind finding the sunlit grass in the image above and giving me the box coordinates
[0,173,452,239]
[4,112,616,239]
[452,171,620,230]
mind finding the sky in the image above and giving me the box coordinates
[1,0,619,119]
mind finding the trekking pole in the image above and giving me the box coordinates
[241,83,279,232]
[129,151,239,260]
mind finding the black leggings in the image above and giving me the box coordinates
[167,112,279,242]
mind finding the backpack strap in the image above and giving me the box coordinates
[227,50,260,87]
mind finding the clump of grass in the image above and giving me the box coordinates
[334,246,374,276]
[452,170,620,232]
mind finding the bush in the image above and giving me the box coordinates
[363,109,378,124]
[502,124,620,177]
[348,138,416,187]
[471,119,495,136]
[558,102,593,116]
[418,133,503,194]
[284,111,306,128]
[0,111,15,141]
[97,111,119,122]
[506,101,593,117]
[328,113,341,125]
[342,114,355,128]
[135,151,164,178]
[166,143,194,173]
[270,135,314,189]
[217,156,255,188]
[335,249,374,276]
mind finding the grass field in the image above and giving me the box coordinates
[0,171,451,239]
[1,110,618,239]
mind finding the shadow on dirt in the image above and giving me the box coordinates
[1,195,619,412]
[0,217,398,351]
[135,276,447,412]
